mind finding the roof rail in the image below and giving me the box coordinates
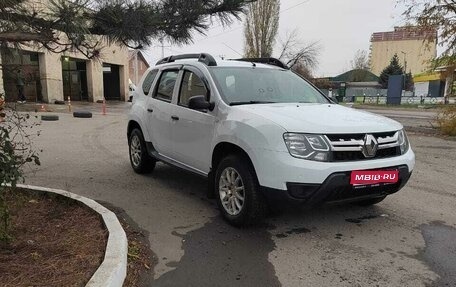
[232,57,288,69]
[156,53,217,66]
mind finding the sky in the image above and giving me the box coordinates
[143,0,410,77]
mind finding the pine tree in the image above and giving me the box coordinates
[379,54,413,89]
[0,0,250,58]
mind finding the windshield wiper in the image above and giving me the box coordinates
[229,101,277,106]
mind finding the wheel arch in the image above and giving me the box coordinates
[127,120,142,142]
[208,142,258,198]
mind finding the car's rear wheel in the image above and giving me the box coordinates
[129,129,156,174]
[355,196,387,206]
[215,155,267,226]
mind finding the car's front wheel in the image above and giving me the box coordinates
[215,155,267,226]
[129,128,156,174]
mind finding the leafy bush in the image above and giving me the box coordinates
[0,97,40,242]
[436,106,456,136]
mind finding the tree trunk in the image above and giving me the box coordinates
[444,66,455,104]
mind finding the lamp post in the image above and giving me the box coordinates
[401,51,407,92]
[401,51,407,74]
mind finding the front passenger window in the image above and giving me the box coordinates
[155,70,178,102]
[178,71,208,107]
[142,70,158,95]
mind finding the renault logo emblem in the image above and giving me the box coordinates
[362,134,378,158]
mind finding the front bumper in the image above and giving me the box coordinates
[261,165,412,206]
[252,147,415,190]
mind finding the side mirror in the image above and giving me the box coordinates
[188,95,215,111]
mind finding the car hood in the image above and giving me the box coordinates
[235,103,403,134]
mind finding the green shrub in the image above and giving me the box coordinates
[436,106,456,136]
[0,103,40,242]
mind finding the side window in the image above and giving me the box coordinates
[142,69,158,95]
[154,70,179,102]
[178,71,208,107]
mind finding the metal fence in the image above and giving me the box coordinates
[320,88,456,105]
[344,95,454,105]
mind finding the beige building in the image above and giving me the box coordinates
[0,0,129,103]
[369,27,437,76]
[0,42,129,103]
[129,50,150,86]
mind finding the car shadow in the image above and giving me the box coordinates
[147,162,390,230]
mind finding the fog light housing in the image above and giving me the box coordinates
[287,183,320,199]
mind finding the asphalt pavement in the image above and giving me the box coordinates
[22,103,456,287]
[351,105,439,134]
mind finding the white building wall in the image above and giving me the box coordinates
[414,82,430,97]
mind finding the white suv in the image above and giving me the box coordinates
[127,53,415,226]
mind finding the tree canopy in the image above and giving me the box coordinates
[243,0,280,58]
[403,0,456,66]
[0,0,251,58]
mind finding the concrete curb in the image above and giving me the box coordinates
[16,184,127,287]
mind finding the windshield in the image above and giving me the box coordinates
[210,67,329,105]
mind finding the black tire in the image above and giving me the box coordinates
[214,155,267,226]
[41,114,59,121]
[54,100,65,105]
[73,111,92,118]
[129,129,156,174]
[355,196,387,206]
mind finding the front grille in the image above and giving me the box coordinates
[333,147,400,162]
[326,131,401,162]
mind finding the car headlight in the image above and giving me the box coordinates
[398,129,409,154]
[283,133,330,161]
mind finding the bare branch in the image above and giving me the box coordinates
[350,49,370,70]
[277,29,321,73]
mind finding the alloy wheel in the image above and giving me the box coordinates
[219,167,245,216]
[130,135,142,167]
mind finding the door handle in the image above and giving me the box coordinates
[171,116,179,121]
[147,108,153,113]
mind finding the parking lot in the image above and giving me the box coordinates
[24,104,456,287]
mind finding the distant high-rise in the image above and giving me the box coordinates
[369,26,437,76]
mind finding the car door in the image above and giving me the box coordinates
[145,68,180,157]
[170,66,216,174]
